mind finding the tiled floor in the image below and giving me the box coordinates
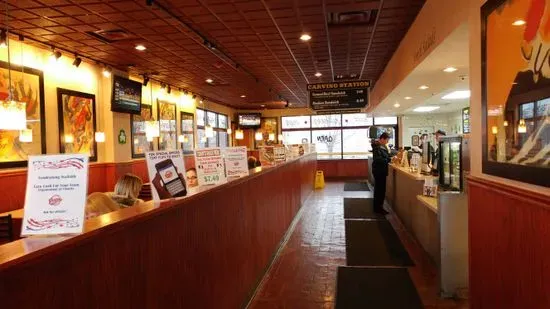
[248,182,469,309]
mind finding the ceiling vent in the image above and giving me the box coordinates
[86,29,136,44]
[327,10,378,27]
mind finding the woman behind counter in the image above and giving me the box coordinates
[371,132,392,215]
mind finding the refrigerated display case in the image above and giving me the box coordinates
[438,136,464,191]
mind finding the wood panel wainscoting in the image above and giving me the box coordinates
[468,176,550,309]
[0,160,149,214]
[0,153,317,309]
[317,159,369,180]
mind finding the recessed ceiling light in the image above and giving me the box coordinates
[443,66,457,73]
[512,20,526,26]
[261,104,265,107]
[205,78,213,83]
[404,96,412,100]
[394,103,400,108]
[135,44,146,51]
[315,72,322,77]
[442,90,471,100]
[418,85,429,90]
[240,95,246,98]
[414,106,440,112]
[300,34,312,41]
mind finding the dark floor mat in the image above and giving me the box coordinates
[335,267,423,309]
[343,198,385,220]
[345,220,414,266]
[344,182,370,191]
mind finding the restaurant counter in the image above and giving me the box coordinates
[0,153,317,309]
[386,164,440,265]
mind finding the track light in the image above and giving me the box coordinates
[72,55,82,68]
[285,100,289,108]
[184,90,189,95]
[192,94,197,99]
[143,75,149,86]
[0,30,7,48]
[167,85,171,94]
[102,67,111,78]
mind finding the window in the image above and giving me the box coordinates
[196,108,229,148]
[281,113,397,159]
[131,104,153,158]
[180,112,194,154]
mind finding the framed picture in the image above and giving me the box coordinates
[481,0,550,187]
[255,117,278,148]
[157,99,177,151]
[0,61,46,168]
[131,104,153,158]
[57,88,97,162]
[180,111,194,154]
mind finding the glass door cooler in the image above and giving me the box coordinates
[438,136,464,192]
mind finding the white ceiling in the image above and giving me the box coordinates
[373,23,470,116]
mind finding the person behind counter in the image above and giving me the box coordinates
[431,129,446,175]
[111,173,144,207]
[371,132,393,215]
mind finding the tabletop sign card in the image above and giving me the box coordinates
[307,80,370,110]
[259,146,275,166]
[274,146,286,164]
[423,178,438,197]
[195,148,227,186]
[21,154,89,236]
[223,147,249,178]
[146,150,188,201]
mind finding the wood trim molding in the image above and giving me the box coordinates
[468,176,550,209]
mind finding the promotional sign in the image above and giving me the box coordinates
[274,146,286,164]
[21,154,89,236]
[259,146,275,166]
[223,147,249,178]
[146,150,188,201]
[195,147,226,186]
[307,80,370,110]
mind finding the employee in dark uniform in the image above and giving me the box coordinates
[431,129,446,174]
[371,132,392,215]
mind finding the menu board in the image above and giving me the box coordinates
[308,80,370,110]
[195,148,227,186]
[462,107,470,134]
[111,76,142,114]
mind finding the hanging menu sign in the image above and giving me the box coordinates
[462,107,470,134]
[308,80,370,110]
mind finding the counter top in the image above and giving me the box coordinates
[417,195,438,214]
[390,164,436,181]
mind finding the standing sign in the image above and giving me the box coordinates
[146,150,188,201]
[223,147,249,178]
[22,154,89,236]
[195,148,226,186]
[259,146,275,166]
[308,80,370,110]
[274,146,286,164]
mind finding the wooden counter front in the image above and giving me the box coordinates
[0,154,317,309]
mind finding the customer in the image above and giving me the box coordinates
[372,132,392,215]
[248,156,260,169]
[111,173,143,207]
[85,192,121,219]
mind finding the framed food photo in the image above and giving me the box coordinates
[57,88,97,161]
[131,104,153,158]
[157,99,177,151]
[0,62,46,168]
[481,0,550,187]
[255,117,278,148]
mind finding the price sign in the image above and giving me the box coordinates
[195,147,226,186]
[307,80,370,110]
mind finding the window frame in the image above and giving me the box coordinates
[196,108,229,148]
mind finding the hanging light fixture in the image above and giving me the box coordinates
[0,29,7,48]
[235,129,244,140]
[205,124,214,138]
[178,135,185,143]
[65,134,74,143]
[145,120,160,138]
[146,135,153,142]
[95,131,105,142]
[255,131,263,141]
[491,126,498,135]
[19,128,32,143]
[517,119,527,133]
[503,120,509,127]
[278,134,284,143]
[227,127,232,134]
[0,21,27,131]
[268,133,275,141]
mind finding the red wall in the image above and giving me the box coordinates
[0,160,149,213]
[317,159,368,179]
[468,177,550,309]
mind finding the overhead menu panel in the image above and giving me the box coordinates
[308,80,370,110]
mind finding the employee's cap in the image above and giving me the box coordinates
[435,129,446,136]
